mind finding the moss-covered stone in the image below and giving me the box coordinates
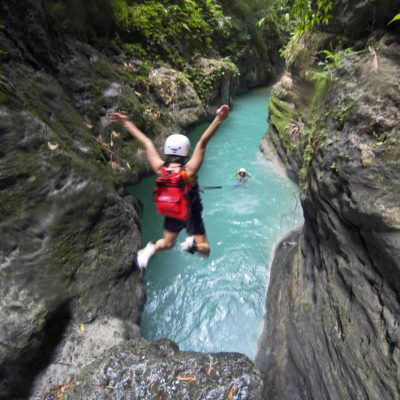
[268,96,297,152]
[258,24,400,400]
[0,2,254,398]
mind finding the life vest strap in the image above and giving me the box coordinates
[180,170,192,191]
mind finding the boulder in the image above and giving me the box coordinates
[62,338,263,400]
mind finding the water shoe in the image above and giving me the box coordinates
[136,242,156,270]
[179,236,197,254]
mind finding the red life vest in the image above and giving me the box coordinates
[154,166,192,221]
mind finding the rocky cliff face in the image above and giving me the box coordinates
[0,1,266,399]
[256,1,400,399]
[62,338,263,400]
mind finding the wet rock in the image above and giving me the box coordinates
[0,103,145,399]
[62,338,263,400]
[327,0,400,44]
[149,67,205,127]
[30,317,141,399]
[258,15,400,400]
[0,3,249,400]
[194,57,237,116]
[255,228,303,400]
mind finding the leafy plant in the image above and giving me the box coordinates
[388,13,400,24]
[109,0,229,65]
[320,48,352,68]
[184,59,238,104]
[109,0,130,28]
[259,0,333,36]
[258,0,333,59]
[124,43,147,59]
[299,115,320,185]
[288,0,333,34]
[313,48,349,82]
[312,47,352,105]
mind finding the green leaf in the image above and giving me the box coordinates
[388,13,400,24]
[257,16,266,26]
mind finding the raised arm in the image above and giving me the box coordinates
[111,112,164,174]
[185,105,230,178]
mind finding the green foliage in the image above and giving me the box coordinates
[109,0,229,63]
[109,0,131,28]
[184,58,239,103]
[216,0,285,78]
[298,48,353,184]
[268,96,297,152]
[222,57,240,77]
[298,114,322,185]
[290,0,332,34]
[259,0,333,36]
[299,131,313,184]
[312,48,352,105]
[388,13,400,24]
[41,0,276,84]
[124,43,147,58]
[320,48,352,69]
[333,96,356,130]
[259,0,333,58]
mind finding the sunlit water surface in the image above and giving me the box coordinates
[127,87,303,359]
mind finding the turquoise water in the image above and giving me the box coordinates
[127,87,303,360]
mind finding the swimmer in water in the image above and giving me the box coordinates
[234,167,251,184]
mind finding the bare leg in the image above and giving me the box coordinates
[193,233,210,257]
[137,230,180,269]
[156,230,180,251]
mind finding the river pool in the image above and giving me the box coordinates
[127,87,303,359]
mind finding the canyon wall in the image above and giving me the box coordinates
[256,1,400,399]
[0,1,271,398]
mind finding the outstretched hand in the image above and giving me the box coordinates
[216,104,230,122]
[111,111,131,126]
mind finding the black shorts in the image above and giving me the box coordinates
[164,209,205,235]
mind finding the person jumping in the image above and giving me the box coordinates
[111,105,230,269]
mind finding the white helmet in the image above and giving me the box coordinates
[164,134,190,156]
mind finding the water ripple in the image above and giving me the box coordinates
[135,88,303,359]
